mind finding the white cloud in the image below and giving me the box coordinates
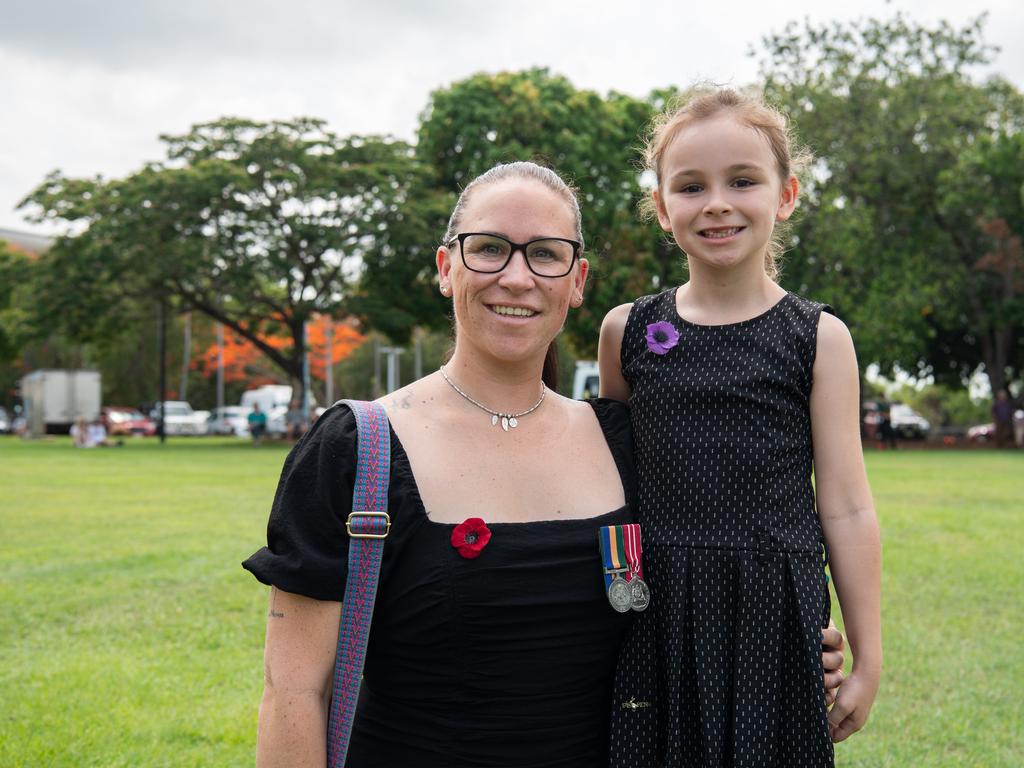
[3,0,1022,232]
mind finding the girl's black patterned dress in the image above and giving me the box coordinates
[608,288,834,768]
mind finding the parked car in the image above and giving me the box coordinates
[889,403,931,439]
[208,406,250,437]
[863,400,931,440]
[861,400,886,440]
[102,406,157,437]
[967,423,995,443]
[150,401,211,436]
[0,406,11,434]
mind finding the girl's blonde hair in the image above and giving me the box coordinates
[641,88,812,280]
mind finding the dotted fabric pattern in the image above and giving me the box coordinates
[609,288,834,768]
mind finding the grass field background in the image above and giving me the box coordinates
[1,436,1021,766]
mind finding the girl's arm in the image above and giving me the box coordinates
[257,587,340,767]
[810,312,883,743]
[598,303,634,401]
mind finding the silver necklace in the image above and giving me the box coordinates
[439,365,546,432]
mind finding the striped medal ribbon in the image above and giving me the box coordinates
[599,524,649,613]
[622,523,650,612]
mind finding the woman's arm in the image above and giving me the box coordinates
[810,312,882,743]
[257,587,341,767]
[598,303,633,401]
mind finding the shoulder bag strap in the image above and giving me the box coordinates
[326,399,391,768]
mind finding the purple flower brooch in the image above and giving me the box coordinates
[645,321,679,356]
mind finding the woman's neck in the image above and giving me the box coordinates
[443,349,547,413]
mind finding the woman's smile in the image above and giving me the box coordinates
[487,303,539,319]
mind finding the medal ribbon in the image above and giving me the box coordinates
[598,524,629,590]
[622,523,644,581]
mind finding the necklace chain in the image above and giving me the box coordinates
[439,365,546,432]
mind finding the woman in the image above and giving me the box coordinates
[244,161,844,766]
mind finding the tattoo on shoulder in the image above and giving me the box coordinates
[390,393,412,410]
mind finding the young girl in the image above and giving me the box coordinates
[599,89,881,767]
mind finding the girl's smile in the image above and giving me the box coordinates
[698,225,746,241]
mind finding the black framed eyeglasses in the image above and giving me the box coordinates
[448,232,581,278]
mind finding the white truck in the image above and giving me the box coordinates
[572,361,600,400]
[20,369,101,435]
[240,385,294,436]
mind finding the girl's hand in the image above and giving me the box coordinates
[821,624,845,706]
[827,670,879,742]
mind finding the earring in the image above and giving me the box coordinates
[440,282,450,296]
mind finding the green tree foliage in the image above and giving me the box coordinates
[0,241,33,364]
[935,129,1024,392]
[757,14,1023,393]
[416,68,676,356]
[22,118,444,397]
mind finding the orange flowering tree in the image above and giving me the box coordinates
[194,315,365,388]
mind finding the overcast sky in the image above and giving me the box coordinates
[3,0,1022,235]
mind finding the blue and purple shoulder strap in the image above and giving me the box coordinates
[326,399,391,768]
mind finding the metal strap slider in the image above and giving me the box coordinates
[346,511,391,539]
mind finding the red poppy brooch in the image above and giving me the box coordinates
[451,517,492,559]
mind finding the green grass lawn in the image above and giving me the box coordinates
[1,437,1021,766]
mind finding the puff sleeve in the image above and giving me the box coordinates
[242,403,360,602]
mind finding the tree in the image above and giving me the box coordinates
[0,240,33,364]
[23,118,441,403]
[415,69,674,356]
[756,14,1023,393]
[935,130,1024,392]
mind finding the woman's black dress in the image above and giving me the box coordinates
[245,398,636,767]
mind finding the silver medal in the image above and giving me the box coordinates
[629,577,651,612]
[607,576,632,613]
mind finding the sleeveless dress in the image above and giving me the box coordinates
[245,398,636,767]
[608,288,834,768]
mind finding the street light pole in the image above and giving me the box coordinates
[216,322,224,415]
[158,297,167,444]
[302,319,311,418]
[324,319,334,405]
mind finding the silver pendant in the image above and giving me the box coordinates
[491,415,498,427]
[629,577,651,612]
[501,415,509,431]
[607,576,632,613]
[508,417,518,428]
